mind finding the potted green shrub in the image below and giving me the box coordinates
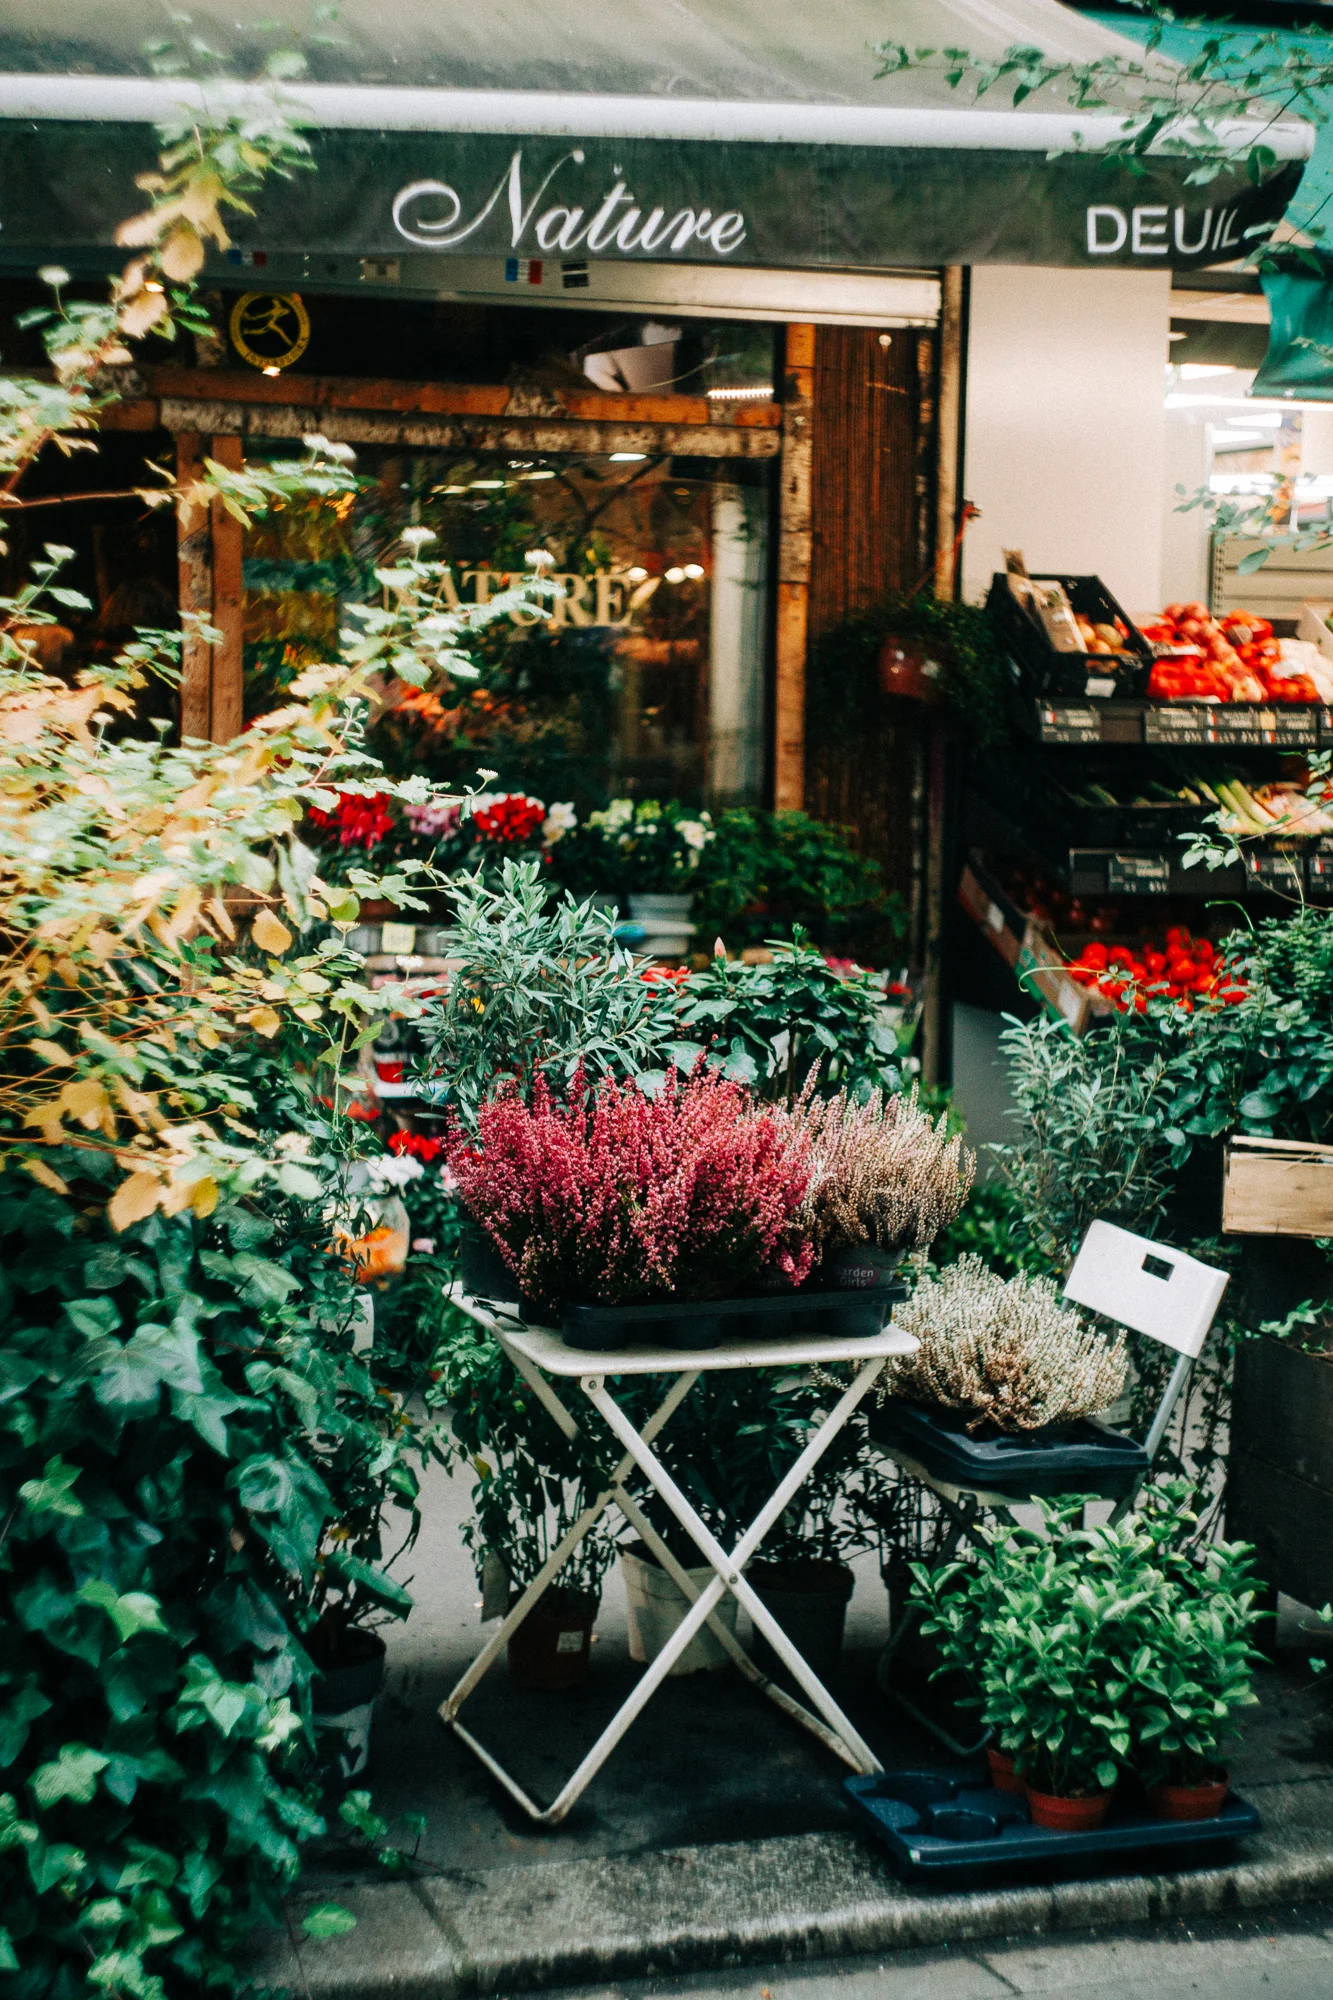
[587,797,715,954]
[1121,1499,1263,1819]
[911,1502,1133,1831]
[430,1308,617,1690]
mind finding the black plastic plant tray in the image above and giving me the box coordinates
[844,1769,1260,1883]
[558,1280,909,1352]
[868,1398,1148,1500]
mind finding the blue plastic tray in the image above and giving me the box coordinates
[845,1768,1260,1882]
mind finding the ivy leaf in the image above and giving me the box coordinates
[76,1579,168,1642]
[302,1901,357,1938]
[325,1548,413,1612]
[19,1455,83,1519]
[0,1684,52,1767]
[29,1742,110,1807]
[0,1930,17,1973]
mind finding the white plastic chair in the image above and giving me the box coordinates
[1062,1220,1230,1521]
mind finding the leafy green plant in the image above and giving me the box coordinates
[691,808,902,953]
[673,931,901,1103]
[580,797,716,895]
[419,858,686,1126]
[910,1487,1263,1798]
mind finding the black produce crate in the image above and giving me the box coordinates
[1058,793,1212,849]
[868,1398,1147,1500]
[988,573,1151,700]
[559,1278,910,1352]
[844,1769,1260,1883]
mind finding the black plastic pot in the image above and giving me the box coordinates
[559,1278,908,1352]
[310,1629,386,1784]
[747,1558,854,1682]
[459,1223,520,1305]
[507,1588,597,1690]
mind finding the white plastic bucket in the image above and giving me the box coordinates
[621,1547,738,1674]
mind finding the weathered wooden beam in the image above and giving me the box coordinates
[209,434,245,743]
[142,366,780,431]
[157,399,780,459]
[176,432,213,743]
[774,324,814,812]
[933,266,966,599]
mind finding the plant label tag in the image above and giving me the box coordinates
[380,923,417,955]
[480,1549,510,1621]
[556,1629,585,1654]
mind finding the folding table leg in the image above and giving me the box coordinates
[437,1366,700,1823]
[583,1360,886,1776]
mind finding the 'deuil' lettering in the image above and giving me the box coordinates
[1086,202,1245,257]
[393,149,747,258]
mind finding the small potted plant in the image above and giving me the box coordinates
[430,1308,616,1689]
[445,1065,815,1346]
[1123,1498,1263,1819]
[795,1085,975,1293]
[911,1502,1132,1831]
[588,797,714,955]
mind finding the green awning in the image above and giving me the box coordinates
[0,0,1312,274]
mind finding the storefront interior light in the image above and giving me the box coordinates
[664,566,686,584]
[469,479,506,490]
[442,485,468,494]
[609,451,647,461]
[626,566,649,582]
[705,385,774,400]
[521,470,557,481]
[683,563,706,579]
[262,366,281,377]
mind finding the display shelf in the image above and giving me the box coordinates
[1025,697,1328,749]
[958,857,1114,1035]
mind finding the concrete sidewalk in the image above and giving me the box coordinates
[252,1772,1333,1997]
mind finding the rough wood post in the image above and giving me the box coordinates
[209,434,245,741]
[933,267,965,599]
[774,323,814,811]
[176,432,213,741]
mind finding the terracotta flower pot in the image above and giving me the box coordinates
[1148,1772,1229,1821]
[1025,1785,1111,1833]
[987,1747,1025,1795]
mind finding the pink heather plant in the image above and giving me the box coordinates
[448,1067,815,1311]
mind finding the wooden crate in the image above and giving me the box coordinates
[1223,1135,1333,1239]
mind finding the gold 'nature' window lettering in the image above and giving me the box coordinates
[441,565,662,627]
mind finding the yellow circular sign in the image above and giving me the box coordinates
[229,291,311,372]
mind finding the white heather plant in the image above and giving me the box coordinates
[882,1254,1128,1433]
[797,1085,975,1255]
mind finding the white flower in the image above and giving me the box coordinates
[38,265,69,289]
[468,793,498,818]
[542,801,578,844]
[274,1132,313,1158]
[601,798,634,830]
[438,1164,459,1195]
[401,526,437,550]
[525,548,555,569]
[678,819,712,851]
[366,1154,424,1191]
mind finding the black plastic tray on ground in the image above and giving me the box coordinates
[845,1768,1260,1883]
[868,1397,1148,1500]
[559,1280,909,1352]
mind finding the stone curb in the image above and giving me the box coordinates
[248,1780,1333,1998]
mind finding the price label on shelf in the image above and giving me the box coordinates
[1244,852,1304,893]
[1107,854,1171,895]
[1144,706,1215,744]
[1038,704,1101,744]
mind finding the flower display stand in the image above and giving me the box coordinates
[438,1285,919,1825]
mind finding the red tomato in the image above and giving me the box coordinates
[1108,946,1134,968]
[1128,961,1147,982]
[1143,950,1167,975]
[1134,993,1148,1012]
[1167,956,1197,983]
[1078,943,1110,969]
[1176,995,1194,1012]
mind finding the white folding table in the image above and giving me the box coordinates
[439,1288,919,1825]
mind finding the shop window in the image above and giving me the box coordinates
[242,444,772,809]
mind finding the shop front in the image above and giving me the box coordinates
[0,0,1315,1072]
